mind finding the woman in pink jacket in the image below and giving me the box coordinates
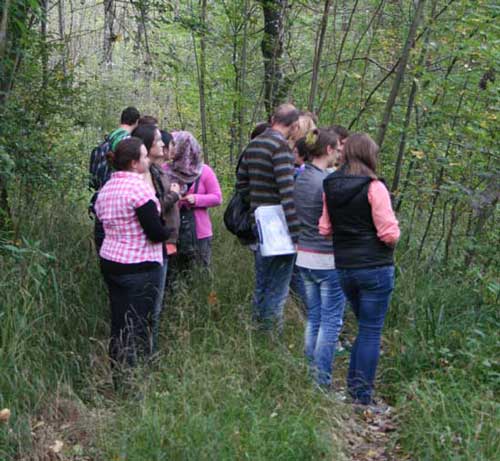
[165,131,222,268]
[320,133,400,407]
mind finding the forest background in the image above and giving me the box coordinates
[0,0,498,459]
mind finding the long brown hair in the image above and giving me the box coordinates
[343,133,379,178]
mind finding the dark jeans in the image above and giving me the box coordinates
[102,266,163,369]
[253,250,295,333]
[338,265,395,404]
[175,237,212,274]
[94,218,105,256]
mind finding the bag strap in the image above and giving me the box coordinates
[194,172,201,193]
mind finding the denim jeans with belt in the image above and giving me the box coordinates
[299,267,346,387]
[103,266,163,369]
[253,250,295,333]
[337,265,395,404]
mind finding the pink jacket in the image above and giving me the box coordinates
[179,164,222,240]
[319,180,400,246]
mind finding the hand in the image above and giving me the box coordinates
[170,182,180,194]
[184,194,196,205]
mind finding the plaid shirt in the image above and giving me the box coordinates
[95,171,163,264]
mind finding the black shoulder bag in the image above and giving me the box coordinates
[223,152,254,243]
[178,176,201,257]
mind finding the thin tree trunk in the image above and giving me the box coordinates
[199,0,208,163]
[417,77,469,259]
[103,0,115,69]
[58,0,67,77]
[443,200,459,266]
[317,0,359,116]
[41,0,49,89]
[307,0,331,112]
[237,0,249,155]
[259,0,287,116]
[376,0,426,149]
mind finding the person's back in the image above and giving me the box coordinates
[235,104,301,334]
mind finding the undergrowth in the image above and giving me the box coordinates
[0,195,497,460]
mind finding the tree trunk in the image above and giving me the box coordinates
[237,0,249,155]
[58,0,67,77]
[103,0,115,69]
[307,0,331,112]
[259,0,287,116]
[199,0,208,163]
[41,0,49,89]
[376,0,426,149]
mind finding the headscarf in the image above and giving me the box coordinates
[168,131,204,185]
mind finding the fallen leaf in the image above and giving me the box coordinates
[0,409,11,423]
[49,440,64,453]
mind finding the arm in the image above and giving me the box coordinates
[318,193,333,237]
[273,147,301,242]
[136,200,172,243]
[192,166,222,208]
[368,181,400,246]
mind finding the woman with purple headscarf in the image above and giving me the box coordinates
[164,131,222,268]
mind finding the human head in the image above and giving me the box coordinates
[250,122,271,139]
[304,128,338,162]
[138,115,159,127]
[107,137,148,173]
[168,131,204,184]
[293,137,309,166]
[131,124,164,164]
[270,103,300,139]
[343,133,379,178]
[161,130,175,161]
[328,125,349,164]
[120,107,140,127]
[290,111,317,147]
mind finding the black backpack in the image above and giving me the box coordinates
[89,136,112,192]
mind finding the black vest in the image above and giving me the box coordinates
[323,172,394,269]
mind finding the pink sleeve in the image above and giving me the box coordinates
[368,181,400,245]
[318,193,333,236]
[193,165,222,208]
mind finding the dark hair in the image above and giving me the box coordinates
[138,115,159,126]
[161,130,173,146]
[120,107,140,125]
[132,124,158,152]
[343,133,379,178]
[107,137,144,171]
[250,122,271,139]
[304,128,338,158]
[328,124,349,140]
[295,137,309,161]
[271,104,300,127]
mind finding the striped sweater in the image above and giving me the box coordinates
[236,128,300,242]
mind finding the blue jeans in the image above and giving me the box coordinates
[253,250,295,333]
[300,267,346,387]
[338,265,395,404]
[152,258,168,354]
[102,266,163,369]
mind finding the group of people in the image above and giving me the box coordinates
[236,103,399,407]
[89,102,400,408]
[89,107,222,382]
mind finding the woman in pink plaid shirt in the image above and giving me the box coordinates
[94,137,171,384]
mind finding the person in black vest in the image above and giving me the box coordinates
[319,133,400,406]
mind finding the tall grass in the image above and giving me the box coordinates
[381,250,499,460]
[1,193,497,460]
[0,200,349,460]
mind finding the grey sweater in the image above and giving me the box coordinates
[294,163,333,254]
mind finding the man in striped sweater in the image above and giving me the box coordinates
[236,104,301,334]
